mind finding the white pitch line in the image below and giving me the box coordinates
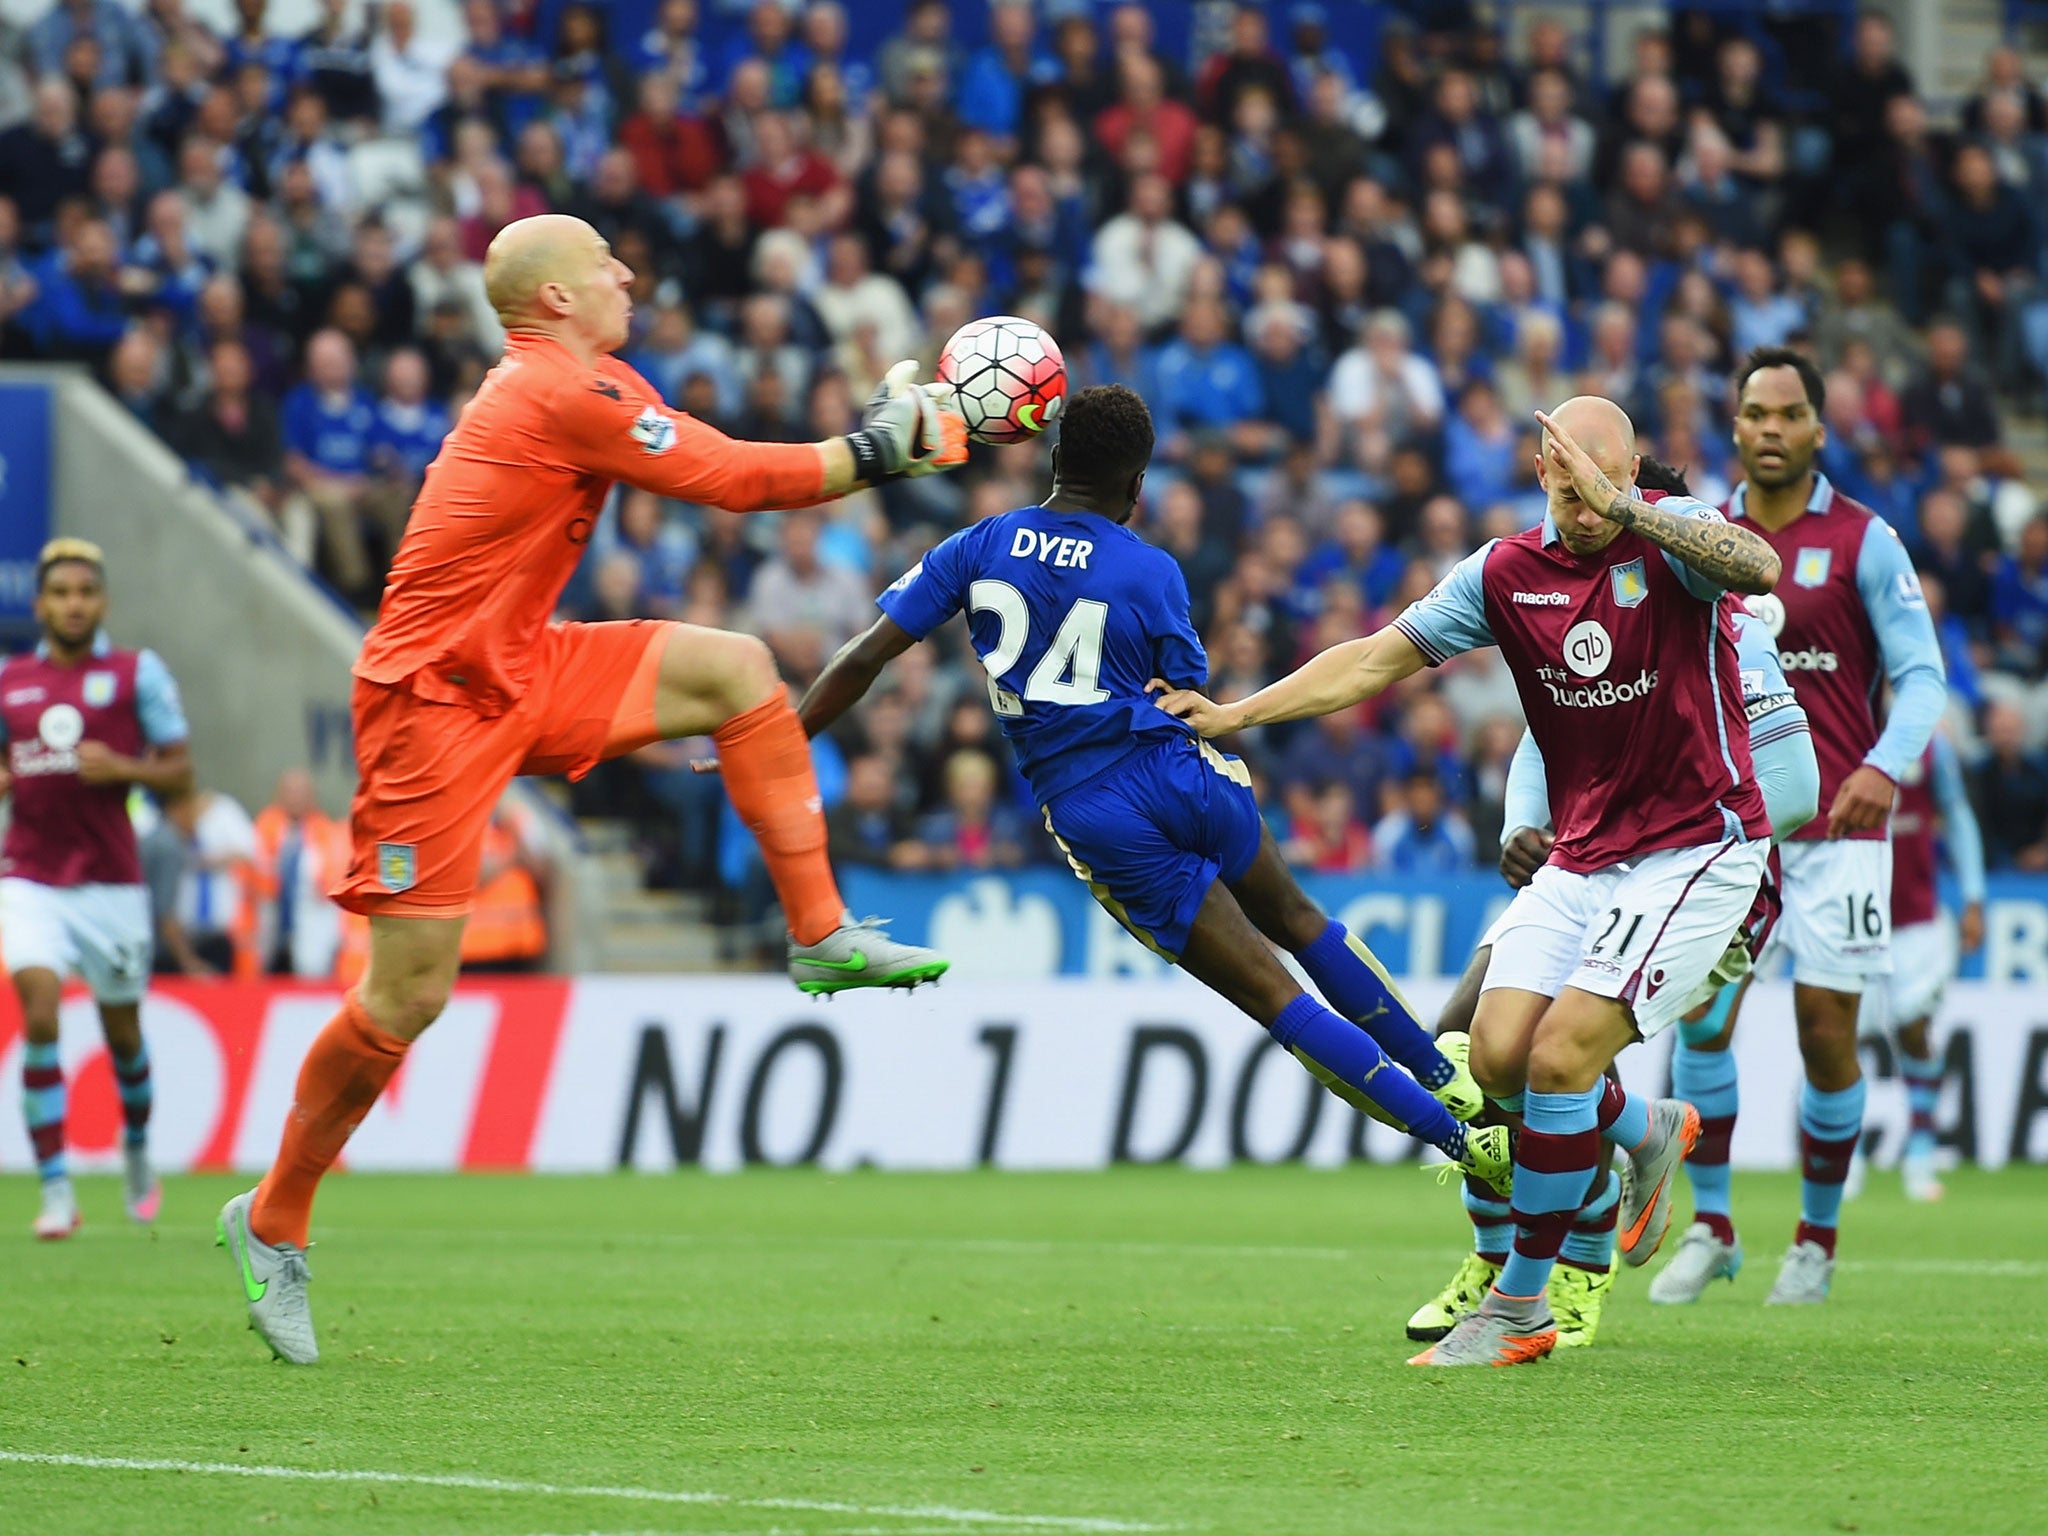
[0,1453,1171,1534]
[321,1229,2048,1277]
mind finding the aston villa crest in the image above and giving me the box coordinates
[1794,548,1832,588]
[377,842,418,892]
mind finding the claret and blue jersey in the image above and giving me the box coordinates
[877,504,1261,958]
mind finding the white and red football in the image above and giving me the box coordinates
[936,315,1068,445]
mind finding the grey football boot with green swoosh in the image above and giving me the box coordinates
[789,913,949,995]
[217,1190,318,1364]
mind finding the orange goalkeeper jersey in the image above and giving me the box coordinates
[354,331,826,717]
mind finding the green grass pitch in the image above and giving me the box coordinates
[3,1166,2045,1536]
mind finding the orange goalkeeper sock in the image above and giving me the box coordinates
[251,990,409,1249]
[714,692,845,946]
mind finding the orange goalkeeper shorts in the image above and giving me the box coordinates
[334,619,671,918]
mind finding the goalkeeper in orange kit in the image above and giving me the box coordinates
[218,214,967,1364]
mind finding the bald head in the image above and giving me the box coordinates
[1538,394,1642,555]
[486,214,600,323]
[483,213,634,356]
[1544,394,1636,466]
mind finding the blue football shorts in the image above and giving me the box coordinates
[1040,735,1264,960]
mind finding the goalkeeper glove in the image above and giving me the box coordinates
[842,360,969,482]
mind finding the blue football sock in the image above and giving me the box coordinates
[1602,1085,1650,1150]
[1295,921,1452,1088]
[23,1040,66,1182]
[112,1042,152,1151]
[1899,1045,1942,1153]
[1561,1170,1621,1270]
[1672,1041,1739,1219]
[1463,1179,1512,1261]
[1798,1079,1866,1232]
[1270,993,1462,1154]
[1678,981,1742,1048]
[1499,1085,1601,1298]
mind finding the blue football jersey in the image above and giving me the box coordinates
[877,506,1207,803]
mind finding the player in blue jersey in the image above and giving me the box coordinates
[1402,458,1821,1348]
[799,385,1512,1190]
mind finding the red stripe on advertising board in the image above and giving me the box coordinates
[460,977,572,1168]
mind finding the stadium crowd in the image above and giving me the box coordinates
[6,0,2048,945]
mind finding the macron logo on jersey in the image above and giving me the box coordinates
[1008,529,1093,568]
[1512,590,1569,606]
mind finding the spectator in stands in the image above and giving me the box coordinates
[1280,780,1372,873]
[1993,515,2048,677]
[106,326,167,428]
[29,0,157,88]
[1095,52,1197,189]
[957,0,1050,142]
[174,133,250,271]
[746,508,873,662]
[282,327,380,599]
[1812,257,1919,381]
[1508,67,1595,188]
[367,346,448,510]
[912,751,1028,872]
[1328,309,1443,476]
[1902,319,2002,455]
[1277,707,1384,828]
[1153,296,1266,461]
[141,784,259,976]
[409,214,503,361]
[1373,766,1477,874]
[1944,142,2037,387]
[1089,171,1196,333]
[173,335,286,512]
[368,0,452,137]
[596,489,694,619]
[0,82,92,248]
[297,0,378,127]
[1975,700,2048,871]
[1442,378,1519,508]
[0,198,41,358]
[1729,247,1807,357]
[619,69,723,201]
[1831,10,1916,179]
[815,230,918,366]
[39,216,130,369]
[461,800,552,972]
[251,767,351,978]
[828,753,926,870]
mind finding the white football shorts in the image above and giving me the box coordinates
[1762,837,1893,994]
[0,876,153,1005]
[1481,838,1773,1040]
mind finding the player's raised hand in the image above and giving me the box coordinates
[1534,408,1624,519]
[1151,684,1240,738]
[1826,763,1896,838]
[1499,825,1555,888]
[861,361,968,478]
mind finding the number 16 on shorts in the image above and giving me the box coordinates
[1771,840,1892,991]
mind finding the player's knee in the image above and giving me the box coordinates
[1469,1029,1525,1099]
[1525,999,1622,1094]
[722,632,782,710]
[364,973,453,1041]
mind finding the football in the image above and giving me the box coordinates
[936,315,1068,445]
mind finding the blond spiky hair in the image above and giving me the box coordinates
[36,537,105,588]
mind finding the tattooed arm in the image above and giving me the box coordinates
[1605,494,1781,594]
[1535,408,1782,595]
